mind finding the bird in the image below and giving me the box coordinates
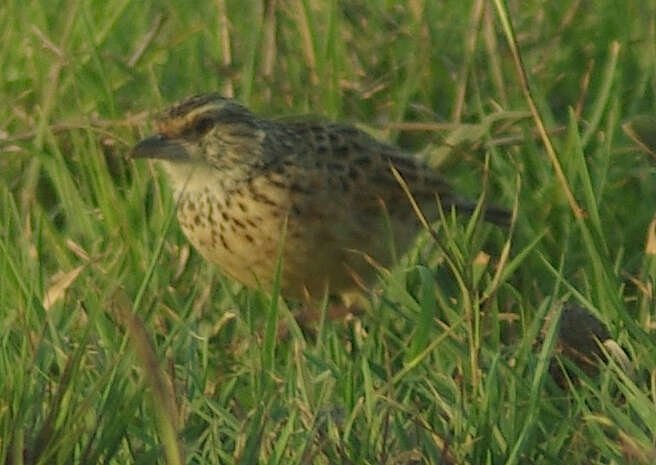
[130,93,509,301]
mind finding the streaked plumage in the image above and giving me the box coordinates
[131,93,508,299]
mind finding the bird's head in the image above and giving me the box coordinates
[130,93,270,192]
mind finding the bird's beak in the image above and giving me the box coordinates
[129,134,190,161]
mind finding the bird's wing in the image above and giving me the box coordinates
[277,121,458,206]
[261,120,509,225]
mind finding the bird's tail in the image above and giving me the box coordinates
[451,198,511,227]
[481,204,512,227]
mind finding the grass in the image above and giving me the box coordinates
[1,0,656,463]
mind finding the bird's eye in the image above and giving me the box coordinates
[194,117,214,134]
